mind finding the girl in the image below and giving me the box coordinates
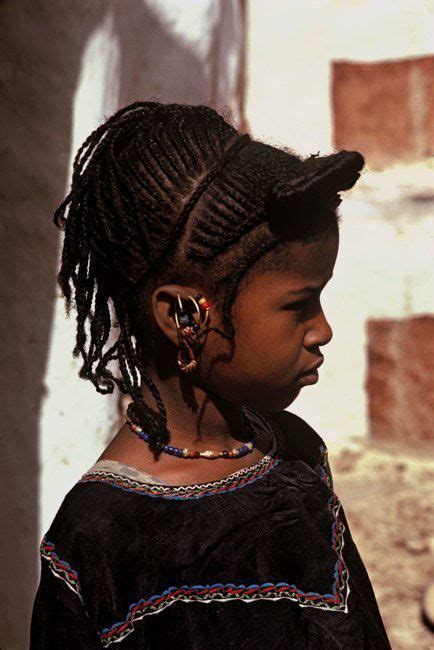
[30,102,391,648]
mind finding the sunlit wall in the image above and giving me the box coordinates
[246,0,434,448]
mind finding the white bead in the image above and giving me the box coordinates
[200,450,219,459]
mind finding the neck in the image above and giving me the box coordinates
[131,369,256,452]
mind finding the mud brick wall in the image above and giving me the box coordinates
[333,56,434,169]
[366,315,434,443]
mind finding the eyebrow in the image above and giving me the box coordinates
[287,276,334,295]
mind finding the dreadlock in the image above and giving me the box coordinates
[54,101,364,459]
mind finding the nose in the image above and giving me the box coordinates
[304,306,333,349]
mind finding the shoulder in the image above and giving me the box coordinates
[266,409,328,468]
[39,477,163,611]
[37,482,113,611]
[40,475,157,576]
[40,482,118,562]
[44,468,163,543]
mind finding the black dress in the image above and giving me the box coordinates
[30,409,391,649]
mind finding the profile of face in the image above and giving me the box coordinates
[199,230,339,412]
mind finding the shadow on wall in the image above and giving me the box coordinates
[0,1,229,646]
[115,1,210,107]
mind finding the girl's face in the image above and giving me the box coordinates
[202,230,339,411]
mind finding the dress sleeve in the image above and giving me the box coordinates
[30,559,103,649]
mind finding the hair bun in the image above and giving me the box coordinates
[265,150,365,230]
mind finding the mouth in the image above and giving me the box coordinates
[297,357,324,378]
[294,357,324,386]
[296,369,319,386]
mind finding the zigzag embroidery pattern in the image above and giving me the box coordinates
[39,538,84,605]
[78,453,281,500]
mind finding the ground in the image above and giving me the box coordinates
[331,438,434,649]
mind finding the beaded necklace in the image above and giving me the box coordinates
[126,412,256,460]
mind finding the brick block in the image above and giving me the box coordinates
[366,316,434,443]
[333,56,434,169]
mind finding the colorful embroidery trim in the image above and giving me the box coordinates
[318,444,334,490]
[97,444,350,646]
[78,453,281,500]
[99,575,349,646]
[40,537,83,605]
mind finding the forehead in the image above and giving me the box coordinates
[242,231,339,292]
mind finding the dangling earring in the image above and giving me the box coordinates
[174,292,211,373]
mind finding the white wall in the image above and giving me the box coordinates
[246,0,434,155]
[246,0,434,449]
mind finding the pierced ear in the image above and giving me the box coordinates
[151,285,200,345]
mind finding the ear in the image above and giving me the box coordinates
[151,284,206,346]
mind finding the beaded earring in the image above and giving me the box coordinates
[174,292,211,373]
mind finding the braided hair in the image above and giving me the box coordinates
[55,101,364,458]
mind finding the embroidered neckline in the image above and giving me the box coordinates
[79,450,281,500]
[80,409,281,499]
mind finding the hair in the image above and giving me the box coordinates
[54,101,364,458]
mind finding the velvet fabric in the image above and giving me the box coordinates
[30,410,391,648]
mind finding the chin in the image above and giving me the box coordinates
[281,388,302,410]
[250,386,301,413]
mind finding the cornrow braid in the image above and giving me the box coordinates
[55,101,364,458]
[116,131,252,300]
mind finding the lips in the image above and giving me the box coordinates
[297,357,324,377]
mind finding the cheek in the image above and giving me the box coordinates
[199,316,306,410]
[225,315,305,378]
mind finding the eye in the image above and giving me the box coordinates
[285,298,311,311]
